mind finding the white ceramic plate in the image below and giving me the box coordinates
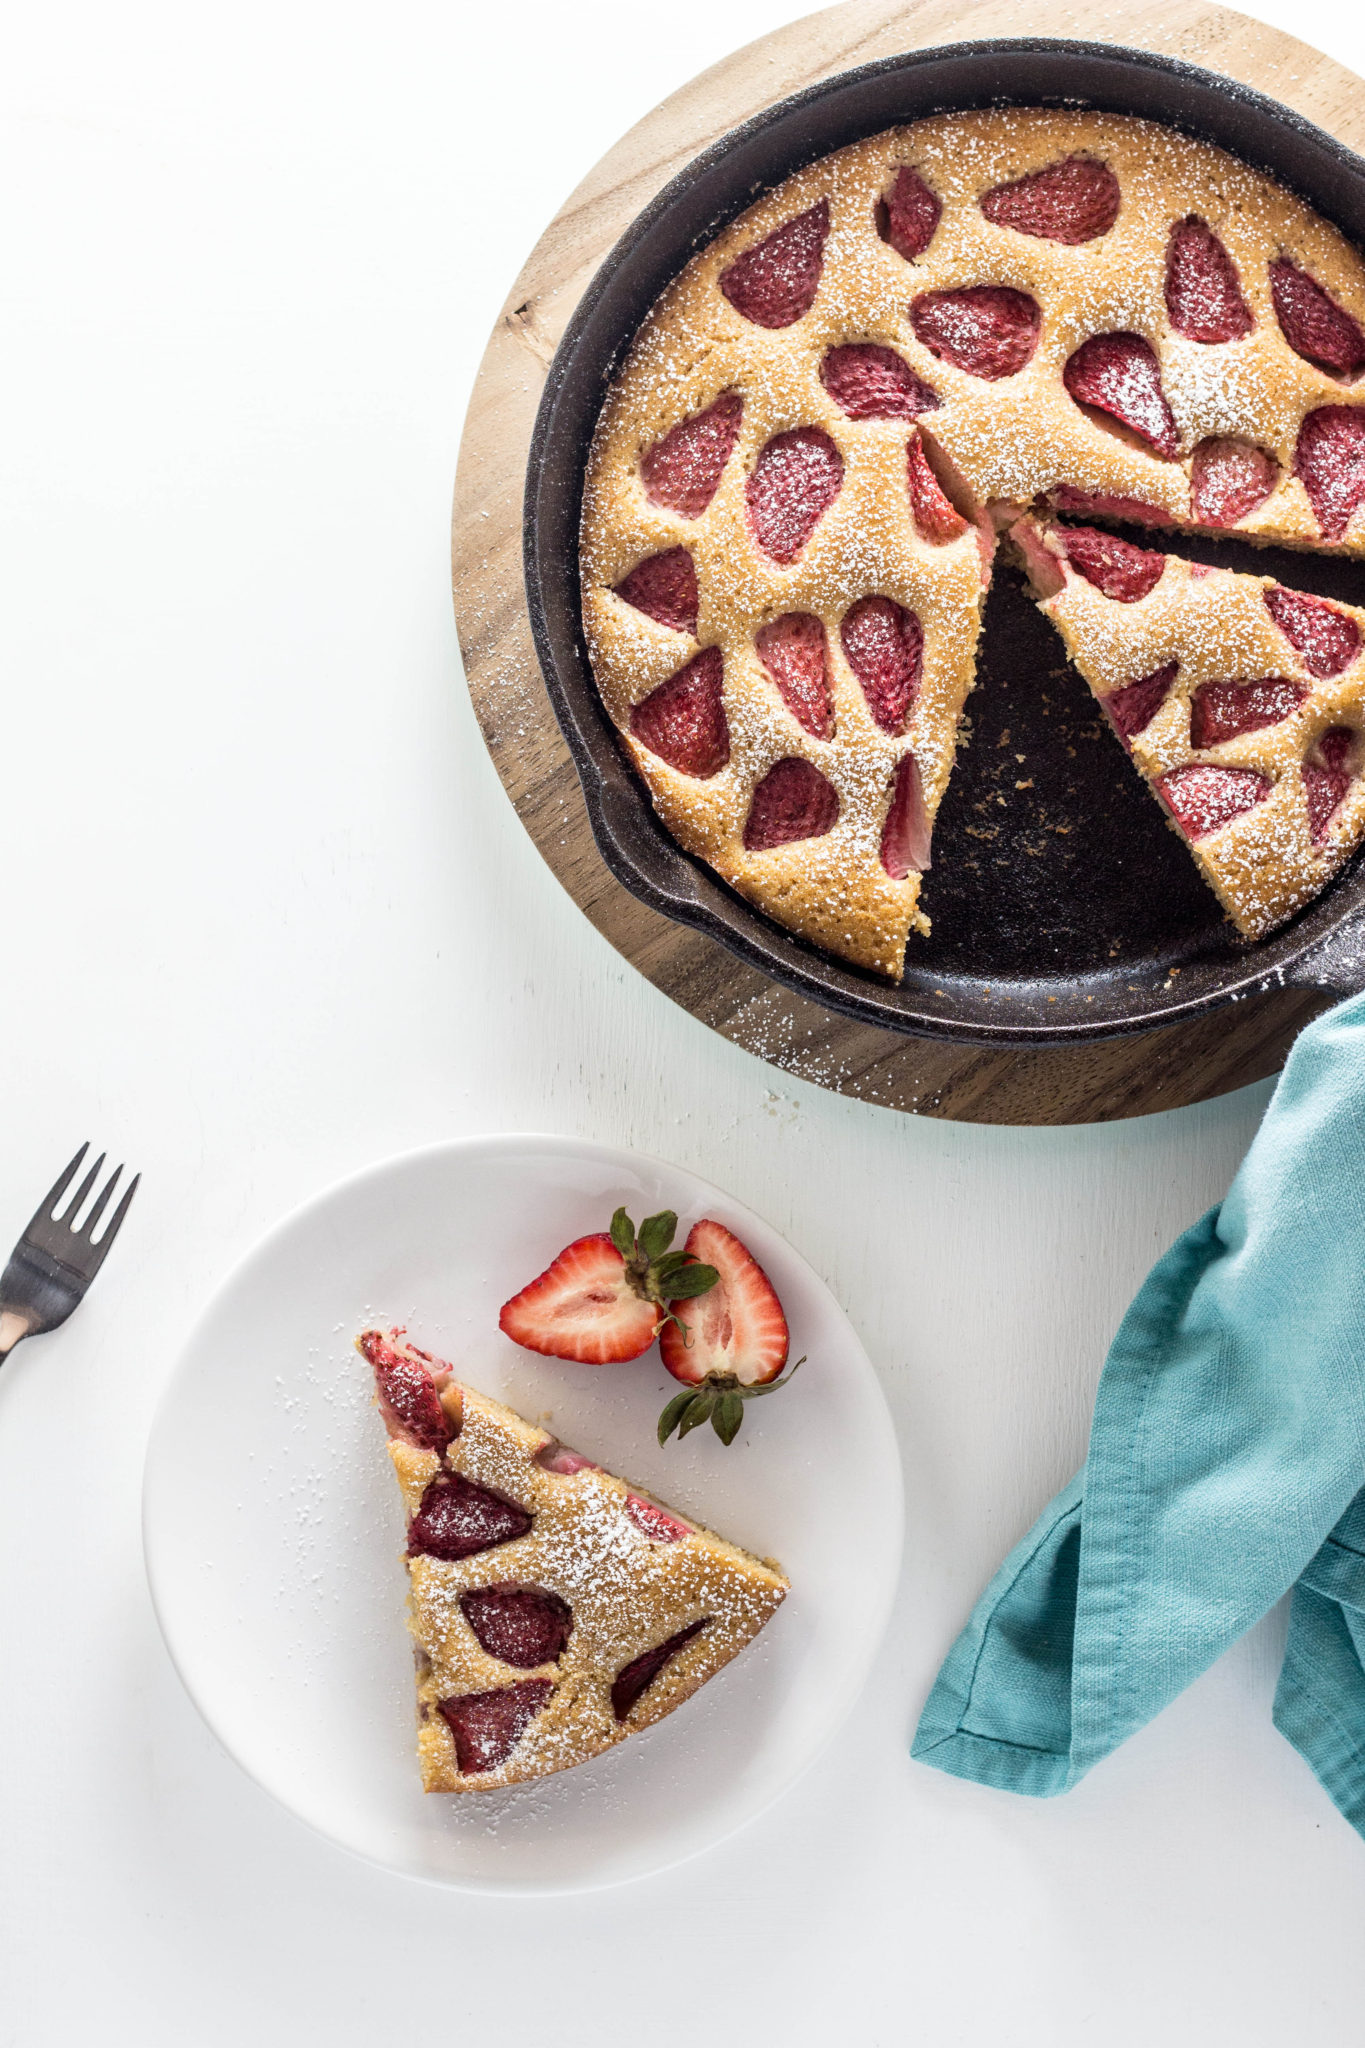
[143,1135,903,1892]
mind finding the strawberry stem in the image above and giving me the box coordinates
[656,1360,804,1448]
[610,1207,718,1343]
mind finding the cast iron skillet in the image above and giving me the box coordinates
[524,38,1365,1046]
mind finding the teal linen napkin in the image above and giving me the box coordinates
[912,990,1365,1834]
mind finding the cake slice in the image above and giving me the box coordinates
[1012,514,1365,937]
[358,1329,789,1791]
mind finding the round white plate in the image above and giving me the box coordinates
[143,1135,903,1892]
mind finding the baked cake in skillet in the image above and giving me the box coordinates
[359,1329,788,1792]
[579,108,1365,978]
[1012,512,1365,937]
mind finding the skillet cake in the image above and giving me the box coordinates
[359,1329,788,1792]
[579,108,1365,978]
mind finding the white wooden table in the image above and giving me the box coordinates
[4,0,1364,2039]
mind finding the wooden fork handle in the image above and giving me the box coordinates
[0,1308,34,1360]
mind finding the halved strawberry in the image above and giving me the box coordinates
[909,285,1041,380]
[657,1219,800,1446]
[1060,523,1166,603]
[1189,677,1307,748]
[820,342,938,421]
[408,1471,533,1561]
[611,1618,710,1721]
[1304,727,1357,840]
[1295,406,1365,540]
[534,1439,599,1474]
[640,393,743,518]
[841,594,923,732]
[498,1208,718,1364]
[755,612,834,738]
[438,1680,552,1775]
[1304,760,1352,841]
[1049,484,1174,526]
[742,757,840,851]
[625,1494,692,1541]
[614,548,699,634]
[746,427,844,563]
[459,1586,573,1668]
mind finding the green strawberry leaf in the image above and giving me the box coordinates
[609,1208,636,1260]
[657,1387,697,1446]
[638,1210,677,1260]
[677,1391,716,1439]
[662,1262,719,1301]
[713,1390,745,1445]
[651,1250,696,1283]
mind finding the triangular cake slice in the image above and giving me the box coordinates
[358,1329,789,1792]
[1012,514,1365,937]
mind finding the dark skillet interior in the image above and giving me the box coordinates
[524,39,1365,1045]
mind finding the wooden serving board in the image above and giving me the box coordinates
[451,0,1359,1126]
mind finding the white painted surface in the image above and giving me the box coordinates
[2,0,1363,2038]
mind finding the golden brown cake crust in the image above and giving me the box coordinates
[580,109,1365,971]
[385,1383,789,1793]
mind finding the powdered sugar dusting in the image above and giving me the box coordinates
[1023,522,1365,936]
[389,1376,787,1793]
[580,109,1365,973]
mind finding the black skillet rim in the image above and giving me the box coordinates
[522,35,1365,1046]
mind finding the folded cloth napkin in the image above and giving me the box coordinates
[912,990,1365,1835]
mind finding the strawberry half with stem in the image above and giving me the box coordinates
[499,1208,718,1365]
[657,1219,801,1447]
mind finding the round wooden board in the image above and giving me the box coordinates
[452,0,1359,1125]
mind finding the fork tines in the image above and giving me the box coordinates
[29,1142,140,1273]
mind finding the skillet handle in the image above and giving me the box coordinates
[1281,908,1365,1000]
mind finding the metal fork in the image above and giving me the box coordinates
[0,1144,140,1362]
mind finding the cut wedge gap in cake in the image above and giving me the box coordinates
[1011,513,1365,937]
[358,1329,789,1792]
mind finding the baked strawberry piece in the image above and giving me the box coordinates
[360,1329,788,1792]
[640,394,743,518]
[1164,216,1252,342]
[909,285,1041,380]
[1063,333,1178,458]
[980,155,1120,244]
[719,202,829,328]
[755,613,835,739]
[629,649,729,779]
[742,758,840,851]
[875,165,941,262]
[821,343,938,422]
